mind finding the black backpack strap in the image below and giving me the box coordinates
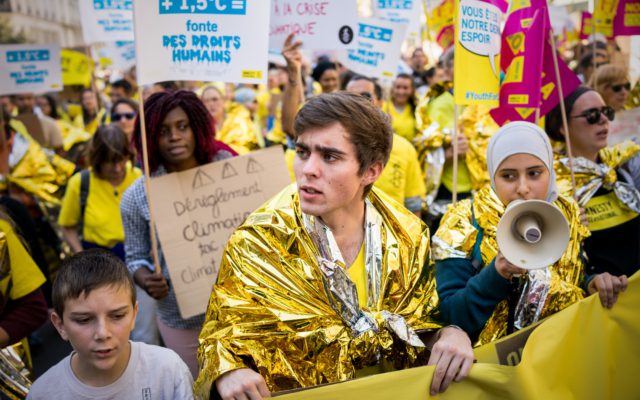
[80,169,90,221]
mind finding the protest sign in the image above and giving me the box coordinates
[372,0,423,44]
[0,44,62,96]
[149,146,291,319]
[79,0,134,44]
[429,0,455,49]
[99,41,136,70]
[613,0,640,36]
[337,18,407,80]
[579,11,593,40]
[60,49,93,87]
[269,0,357,51]
[497,1,546,109]
[133,0,270,85]
[453,0,507,107]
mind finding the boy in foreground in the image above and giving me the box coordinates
[28,249,193,399]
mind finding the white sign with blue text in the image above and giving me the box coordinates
[79,0,134,43]
[101,41,136,70]
[337,17,407,80]
[371,0,423,44]
[133,0,270,85]
[269,0,358,51]
[0,44,62,96]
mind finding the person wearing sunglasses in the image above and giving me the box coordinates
[110,98,139,142]
[589,64,631,112]
[546,86,637,306]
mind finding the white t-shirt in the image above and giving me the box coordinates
[27,341,193,400]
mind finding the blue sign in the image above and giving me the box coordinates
[159,0,246,15]
[376,0,412,9]
[358,24,393,42]
[6,50,50,63]
[94,0,133,10]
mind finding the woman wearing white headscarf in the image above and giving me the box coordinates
[431,121,592,346]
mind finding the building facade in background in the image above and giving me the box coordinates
[0,0,82,46]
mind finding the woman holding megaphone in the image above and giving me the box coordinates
[432,122,596,346]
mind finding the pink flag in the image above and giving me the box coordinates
[613,0,640,36]
[490,8,581,126]
[498,6,546,109]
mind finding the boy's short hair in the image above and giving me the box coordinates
[52,249,136,318]
[294,92,393,196]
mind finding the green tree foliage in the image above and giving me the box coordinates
[0,17,28,44]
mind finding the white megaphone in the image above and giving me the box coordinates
[496,200,570,270]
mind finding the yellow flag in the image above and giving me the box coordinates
[279,272,640,399]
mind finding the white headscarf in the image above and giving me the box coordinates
[486,121,558,202]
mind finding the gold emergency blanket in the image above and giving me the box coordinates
[195,185,441,397]
[431,186,590,346]
[3,121,75,205]
[555,141,640,213]
[414,86,496,215]
[216,103,261,155]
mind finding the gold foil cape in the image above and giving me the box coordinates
[6,122,75,206]
[432,186,590,346]
[195,185,440,397]
[57,120,92,152]
[216,103,261,155]
[555,141,640,213]
[415,89,497,216]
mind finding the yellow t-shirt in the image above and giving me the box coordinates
[285,148,296,182]
[383,101,417,143]
[0,220,46,300]
[374,134,426,212]
[58,164,142,248]
[347,243,367,306]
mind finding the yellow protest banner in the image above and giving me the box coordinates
[277,272,640,399]
[453,0,504,107]
[60,49,93,87]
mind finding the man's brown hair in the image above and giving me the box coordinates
[294,92,393,195]
[52,249,136,319]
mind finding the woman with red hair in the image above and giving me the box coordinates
[121,90,236,377]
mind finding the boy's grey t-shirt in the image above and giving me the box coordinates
[27,341,193,400]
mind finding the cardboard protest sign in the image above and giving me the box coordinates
[149,146,291,319]
[79,0,134,44]
[338,18,407,80]
[60,49,93,87]
[133,0,270,85]
[99,41,136,70]
[269,0,358,51]
[453,0,507,107]
[0,44,62,96]
[372,0,423,44]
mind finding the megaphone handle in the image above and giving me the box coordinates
[506,277,523,335]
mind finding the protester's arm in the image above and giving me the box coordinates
[587,272,628,309]
[120,181,168,299]
[61,226,83,253]
[281,33,303,138]
[425,326,474,396]
[214,369,270,400]
[435,257,513,337]
[0,288,47,346]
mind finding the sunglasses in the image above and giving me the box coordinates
[111,112,136,121]
[611,82,631,93]
[570,106,615,124]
